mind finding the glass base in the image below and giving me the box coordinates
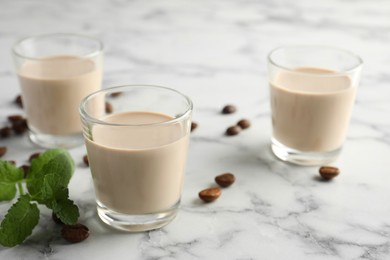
[97,201,179,232]
[271,138,341,166]
[28,130,84,149]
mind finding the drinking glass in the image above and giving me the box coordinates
[12,33,103,148]
[80,85,193,231]
[268,46,363,165]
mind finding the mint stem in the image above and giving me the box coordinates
[17,182,24,196]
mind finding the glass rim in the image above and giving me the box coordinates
[12,33,104,60]
[80,85,193,127]
[267,45,364,76]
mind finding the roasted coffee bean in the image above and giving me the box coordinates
[110,92,123,98]
[12,119,28,134]
[61,224,89,243]
[52,212,64,225]
[29,152,41,162]
[105,102,113,113]
[7,115,24,124]
[215,173,236,187]
[14,95,23,108]
[0,127,12,138]
[83,155,89,166]
[0,147,7,157]
[198,187,221,203]
[7,160,16,165]
[225,125,241,136]
[237,119,251,129]
[20,165,30,178]
[319,166,340,180]
[191,122,198,132]
[222,105,236,114]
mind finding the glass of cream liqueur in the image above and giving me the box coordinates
[80,85,193,231]
[12,33,103,148]
[268,46,363,165]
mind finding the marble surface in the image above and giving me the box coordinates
[1,0,390,259]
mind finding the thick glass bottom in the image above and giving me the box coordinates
[97,201,179,232]
[271,138,342,166]
[28,130,84,149]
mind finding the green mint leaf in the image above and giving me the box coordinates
[27,149,75,199]
[54,199,79,225]
[41,180,79,225]
[0,195,39,247]
[0,161,24,201]
[41,173,64,201]
[50,189,79,225]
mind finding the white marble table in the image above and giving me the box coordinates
[1,0,390,259]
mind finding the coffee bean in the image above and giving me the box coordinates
[14,95,23,108]
[0,127,12,138]
[319,166,340,180]
[191,122,198,132]
[12,119,28,135]
[237,119,251,129]
[105,102,113,113]
[225,125,241,136]
[83,155,89,166]
[0,147,7,157]
[20,165,30,178]
[52,212,64,225]
[110,92,123,98]
[222,105,236,114]
[198,187,221,203]
[29,152,41,162]
[61,223,89,243]
[7,115,24,124]
[12,124,27,135]
[7,160,16,165]
[215,173,236,187]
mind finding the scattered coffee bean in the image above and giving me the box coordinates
[237,119,251,129]
[0,147,7,157]
[20,165,30,178]
[222,105,236,114]
[191,122,198,132]
[110,92,123,98]
[52,212,64,225]
[83,155,89,166]
[14,95,23,108]
[29,152,41,162]
[198,187,221,203]
[319,166,340,180]
[12,119,28,135]
[7,115,24,124]
[61,223,89,243]
[225,125,241,136]
[215,173,236,187]
[0,127,12,138]
[105,102,113,113]
[7,160,16,165]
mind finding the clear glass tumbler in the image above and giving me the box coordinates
[268,46,363,165]
[80,85,193,231]
[12,33,103,148]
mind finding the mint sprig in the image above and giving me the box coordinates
[0,149,79,247]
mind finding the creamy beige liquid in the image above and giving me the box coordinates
[270,67,356,152]
[85,111,190,214]
[18,55,101,135]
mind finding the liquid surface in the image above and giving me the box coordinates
[18,55,101,135]
[274,67,352,93]
[270,67,356,152]
[86,111,190,214]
